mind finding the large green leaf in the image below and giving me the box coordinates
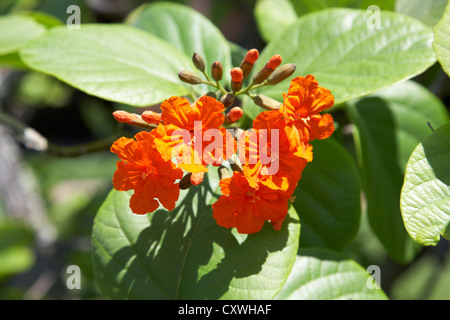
[293,138,361,251]
[92,169,300,299]
[400,122,450,246]
[396,0,448,28]
[254,0,297,43]
[127,1,232,90]
[20,24,193,107]
[346,80,449,263]
[290,0,394,16]
[275,248,388,300]
[253,0,395,43]
[433,1,450,76]
[255,8,436,107]
[0,15,46,56]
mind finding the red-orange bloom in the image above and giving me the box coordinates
[212,171,293,234]
[111,131,183,215]
[281,75,335,157]
[240,110,307,191]
[152,95,234,173]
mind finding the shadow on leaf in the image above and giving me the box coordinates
[93,171,299,300]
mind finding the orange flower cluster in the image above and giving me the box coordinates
[111,95,235,215]
[110,50,334,234]
[212,75,335,233]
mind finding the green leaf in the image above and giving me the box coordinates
[254,0,297,43]
[346,80,449,263]
[290,0,394,16]
[400,122,450,246]
[275,248,388,300]
[256,8,436,106]
[20,24,194,107]
[293,138,361,251]
[127,1,232,89]
[0,15,46,55]
[433,1,450,76]
[254,0,395,45]
[395,0,448,28]
[92,169,300,300]
[0,51,29,70]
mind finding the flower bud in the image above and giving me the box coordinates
[230,67,243,92]
[211,61,223,81]
[178,70,202,84]
[227,107,243,123]
[206,91,217,99]
[266,63,296,85]
[244,49,259,65]
[113,110,139,125]
[112,110,157,130]
[252,68,272,85]
[239,49,259,79]
[218,165,230,180]
[192,52,206,72]
[190,172,204,186]
[179,173,193,190]
[252,94,282,110]
[252,54,283,84]
[266,54,282,70]
[220,93,235,108]
[141,111,162,125]
[230,67,243,83]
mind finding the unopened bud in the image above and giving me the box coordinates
[112,110,157,130]
[230,67,243,92]
[190,172,204,186]
[240,49,259,79]
[178,70,202,84]
[252,68,272,85]
[218,165,230,180]
[227,107,243,123]
[230,67,243,83]
[266,54,282,70]
[252,94,282,111]
[142,111,162,125]
[179,173,193,190]
[211,61,223,81]
[113,110,138,124]
[206,91,217,99]
[252,54,283,84]
[266,63,296,85]
[244,49,259,65]
[192,52,206,72]
[220,93,235,108]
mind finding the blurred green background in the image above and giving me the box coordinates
[0,0,448,300]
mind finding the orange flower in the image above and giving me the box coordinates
[212,171,293,234]
[281,75,335,156]
[240,110,307,191]
[111,131,183,215]
[152,95,234,173]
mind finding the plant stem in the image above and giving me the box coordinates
[235,80,267,97]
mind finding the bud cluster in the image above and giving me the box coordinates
[178,50,297,118]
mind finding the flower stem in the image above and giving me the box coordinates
[234,80,268,97]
